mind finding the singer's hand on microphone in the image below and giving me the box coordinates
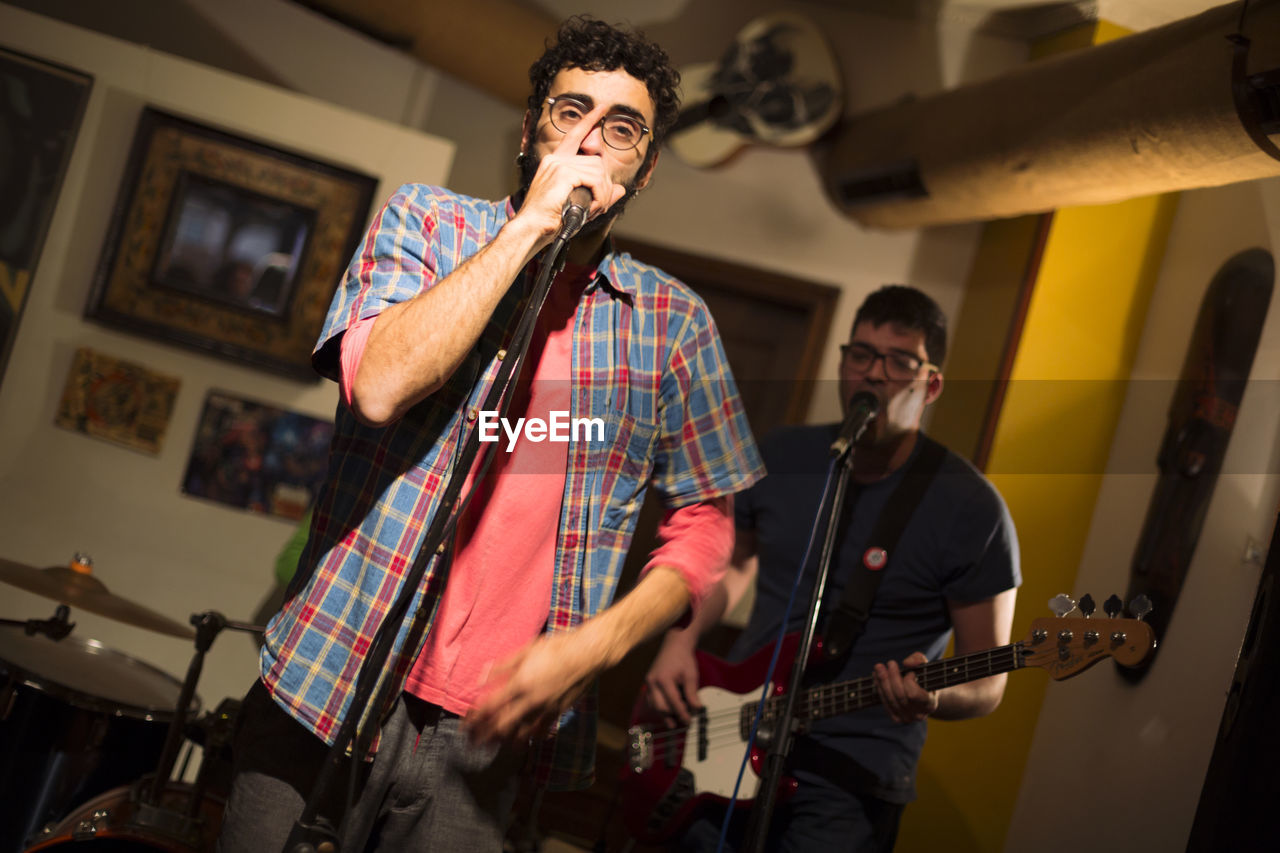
[512,101,626,246]
[560,186,593,241]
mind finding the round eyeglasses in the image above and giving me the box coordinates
[840,343,939,381]
[545,97,650,151]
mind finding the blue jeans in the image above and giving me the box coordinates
[216,681,523,852]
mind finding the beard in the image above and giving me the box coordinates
[517,150,644,238]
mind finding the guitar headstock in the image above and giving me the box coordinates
[1019,593,1158,680]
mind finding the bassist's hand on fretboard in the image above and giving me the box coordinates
[873,651,938,724]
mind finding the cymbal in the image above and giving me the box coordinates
[0,555,195,639]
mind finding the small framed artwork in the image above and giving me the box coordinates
[0,48,92,391]
[181,390,333,520]
[54,346,180,454]
[86,108,378,381]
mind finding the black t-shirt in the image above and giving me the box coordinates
[732,424,1020,802]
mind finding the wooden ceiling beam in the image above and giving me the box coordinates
[305,0,558,109]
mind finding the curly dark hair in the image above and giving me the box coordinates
[852,285,948,366]
[526,16,681,163]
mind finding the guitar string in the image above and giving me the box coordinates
[642,670,1015,755]
[642,626,1141,761]
[646,666,1009,758]
[639,644,1026,751]
[666,646,1023,743]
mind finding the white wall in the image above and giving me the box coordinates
[0,5,453,721]
[182,0,440,128]
[1004,177,1280,852]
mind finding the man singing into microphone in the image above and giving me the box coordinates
[645,285,1020,851]
[217,17,762,852]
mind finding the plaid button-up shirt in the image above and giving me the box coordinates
[260,184,763,789]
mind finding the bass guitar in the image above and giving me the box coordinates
[622,593,1156,844]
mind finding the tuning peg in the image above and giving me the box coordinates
[1103,594,1123,618]
[1128,594,1153,621]
[1049,594,1076,618]
[1078,594,1096,618]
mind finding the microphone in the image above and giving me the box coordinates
[830,391,879,459]
[558,186,592,241]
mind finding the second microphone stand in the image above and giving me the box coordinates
[740,425,867,853]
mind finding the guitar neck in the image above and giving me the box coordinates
[763,642,1026,725]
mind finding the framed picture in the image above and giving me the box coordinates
[86,108,378,381]
[54,347,181,455]
[0,48,92,391]
[181,390,333,520]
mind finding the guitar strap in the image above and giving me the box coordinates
[821,435,947,664]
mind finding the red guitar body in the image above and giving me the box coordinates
[621,632,819,845]
[619,609,1157,844]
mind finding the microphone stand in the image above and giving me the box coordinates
[283,221,579,853]
[740,428,866,853]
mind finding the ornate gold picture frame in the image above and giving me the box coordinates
[86,108,377,381]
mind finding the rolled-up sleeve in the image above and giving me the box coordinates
[313,184,441,380]
[640,495,735,626]
[650,295,764,506]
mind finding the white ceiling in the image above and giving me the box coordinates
[527,0,1238,37]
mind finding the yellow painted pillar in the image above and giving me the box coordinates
[901,21,1180,853]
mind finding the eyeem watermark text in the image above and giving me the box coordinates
[478,410,605,452]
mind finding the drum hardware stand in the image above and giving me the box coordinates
[122,610,261,846]
[0,605,74,640]
[177,695,241,783]
[0,605,74,731]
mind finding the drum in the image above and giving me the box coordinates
[24,779,223,852]
[0,626,195,852]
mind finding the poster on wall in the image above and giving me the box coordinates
[181,390,333,520]
[54,346,181,454]
[0,48,92,391]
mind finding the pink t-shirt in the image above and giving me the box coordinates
[339,265,733,715]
